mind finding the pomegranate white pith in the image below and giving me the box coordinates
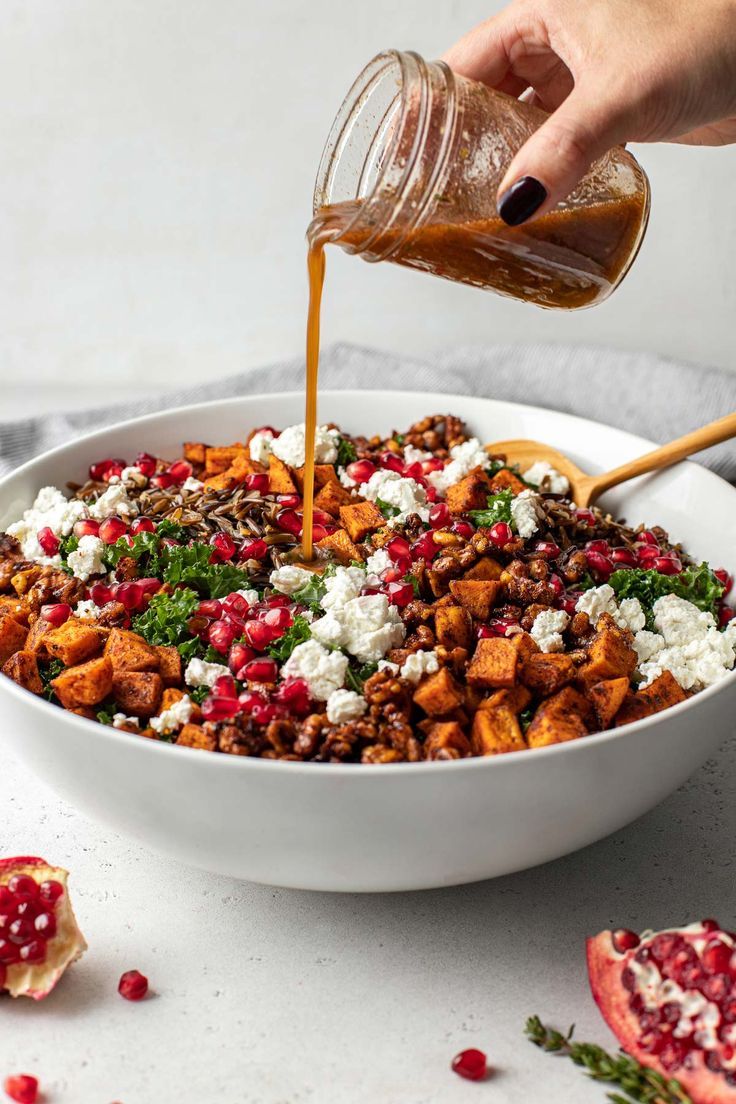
[587,921,736,1104]
[0,856,87,1000]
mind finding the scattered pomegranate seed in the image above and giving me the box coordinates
[201,696,241,721]
[586,549,614,580]
[89,582,114,606]
[382,565,405,584]
[428,502,451,529]
[266,594,291,608]
[89,458,126,482]
[403,461,424,481]
[197,599,223,620]
[610,547,638,567]
[116,582,144,612]
[130,516,156,535]
[137,577,162,597]
[386,535,411,562]
[276,493,302,509]
[209,532,237,562]
[548,574,564,599]
[99,516,127,544]
[275,508,303,536]
[488,521,513,548]
[212,674,238,699]
[36,527,60,556]
[134,452,157,478]
[252,702,279,724]
[240,538,268,560]
[228,643,256,673]
[636,543,659,565]
[118,969,148,1001]
[612,929,641,953]
[274,678,311,715]
[346,459,377,484]
[38,880,64,904]
[379,451,403,473]
[718,604,735,627]
[410,532,437,562]
[167,460,192,484]
[208,620,236,654]
[575,508,596,526]
[586,538,610,554]
[244,620,282,650]
[3,1074,39,1104]
[451,1048,487,1081]
[245,473,270,494]
[242,658,279,683]
[638,529,660,545]
[385,581,414,608]
[715,568,733,597]
[261,606,293,630]
[40,603,72,627]
[654,556,682,575]
[533,539,561,559]
[238,690,268,713]
[73,518,101,539]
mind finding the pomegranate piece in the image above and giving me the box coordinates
[488,521,512,548]
[201,695,241,722]
[98,516,128,545]
[0,857,86,1000]
[3,1075,39,1104]
[245,472,270,494]
[715,569,733,597]
[130,516,156,536]
[242,658,278,683]
[118,968,148,1001]
[39,603,71,627]
[588,920,736,1103]
[167,460,192,484]
[134,452,157,478]
[89,457,126,482]
[73,518,101,539]
[451,1048,487,1081]
[428,502,451,529]
[346,459,376,484]
[209,532,237,562]
[240,538,268,561]
[36,527,60,556]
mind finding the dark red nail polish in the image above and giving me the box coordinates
[498,176,547,226]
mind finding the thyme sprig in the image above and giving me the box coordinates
[524,1017,692,1104]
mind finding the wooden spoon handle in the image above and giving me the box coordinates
[589,411,736,498]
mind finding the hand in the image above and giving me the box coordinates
[444,0,736,224]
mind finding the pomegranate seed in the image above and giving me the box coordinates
[659,1039,687,1072]
[715,568,733,597]
[40,603,71,627]
[167,460,192,484]
[238,690,268,713]
[655,556,682,575]
[610,547,638,567]
[0,940,20,965]
[19,940,46,965]
[701,939,732,974]
[137,577,162,597]
[575,508,596,525]
[719,604,735,627]
[638,1031,666,1055]
[382,566,404,584]
[208,620,236,654]
[386,536,411,562]
[0,964,5,989]
[612,929,641,953]
[262,606,293,631]
[274,679,311,715]
[703,973,731,1002]
[244,620,282,650]
[228,643,256,673]
[212,674,238,699]
[276,493,302,509]
[429,502,451,529]
[89,457,125,482]
[130,516,156,535]
[425,485,438,503]
[402,461,424,481]
[548,573,564,599]
[33,912,56,939]
[243,658,278,683]
[150,472,175,489]
[99,516,128,544]
[89,582,113,606]
[221,594,251,620]
[8,918,34,944]
[252,702,279,724]
[3,1075,39,1104]
[240,538,268,560]
[639,529,660,546]
[346,459,377,484]
[38,880,64,904]
[253,424,277,436]
[118,969,148,1001]
[379,451,403,473]
[37,527,60,556]
[210,532,237,562]
[134,452,157,477]
[422,457,444,473]
[451,520,475,539]
[451,1048,487,1081]
[701,918,721,932]
[651,933,684,962]
[586,550,614,580]
[586,538,610,554]
[386,581,414,608]
[73,518,101,540]
[117,582,144,611]
[201,695,242,721]
[488,521,512,547]
[197,599,223,619]
[410,533,437,562]
[245,473,270,494]
[275,508,303,536]
[533,539,561,559]
[6,875,37,898]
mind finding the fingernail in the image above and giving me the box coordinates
[498,176,547,226]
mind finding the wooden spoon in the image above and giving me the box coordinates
[489,411,736,508]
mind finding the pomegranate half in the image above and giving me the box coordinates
[587,921,736,1103]
[0,856,87,1000]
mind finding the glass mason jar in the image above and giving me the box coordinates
[312,50,651,310]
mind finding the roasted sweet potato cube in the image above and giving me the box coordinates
[449,579,502,621]
[203,471,237,492]
[104,628,159,674]
[413,667,464,717]
[2,650,43,695]
[112,671,163,717]
[520,652,575,697]
[578,613,637,685]
[51,656,113,709]
[488,468,526,494]
[614,671,686,727]
[479,685,532,713]
[268,454,298,494]
[526,687,590,748]
[292,464,339,492]
[434,605,473,650]
[0,597,30,625]
[24,617,51,656]
[316,528,364,564]
[204,445,247,476]
[462,556,503,581]
[338,501,385,543]
[11,566,44,596]
[46,619,104,669]
[0,615,28,665]
[225,455,266,483]
[445,468,493,514]
[514,632,540,662]
[314,480,354,518]
[155,645,182,686]
[466,637,518,689]
[176,723,217,752]
[589,677,630,729]
[423,721,471,759]
[471,706,526,755]
[183,441,207,465]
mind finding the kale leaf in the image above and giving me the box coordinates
[376,498,401,520]
[132,587,200,650]
[156,519,185,541]
[160,542,251,599]
[469,488,514,528]
[608,562,724,622]
[344,661,378,693]
[40,658,64,701]
[335,436,357,468]
[267,615,312,661]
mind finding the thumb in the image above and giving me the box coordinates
[496,89,629,226]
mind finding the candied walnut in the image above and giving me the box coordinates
[0,533,22,560]
[361,745,404,764]
[114,556,139,582]
[96,601,128,627]
[527,558,550,581]
[216,721,265,757]
[363,670,413,717]
[294,714,325,758]
[434,644,468,674]
[401,599,434,626]
[264,719,297,756]
[26,571,84,612]
[569,611,592,638]
[384,720,423,761]
[504,574,556,607]
[561,549,588,583]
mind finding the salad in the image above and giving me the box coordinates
[0,414,733,762]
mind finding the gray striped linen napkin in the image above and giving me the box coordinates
[1,342,734,481]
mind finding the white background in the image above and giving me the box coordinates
[0,0,735,419]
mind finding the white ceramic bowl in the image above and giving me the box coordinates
[1,391,734,892]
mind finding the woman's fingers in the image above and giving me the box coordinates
[442,13,517,88]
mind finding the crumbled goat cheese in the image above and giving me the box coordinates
[112,713,140,729]
[633,630,665,664]
[510,489,541,539]
[338,466,357,489]
[248,429,274,465]
[377,660,400,675]
[269,565,315,595]
[426,437,491,495]
[150,694,194,735]
[617,597,647,633]
[364,548,392,586]
[67,535,106,582]
[359,470,429,524]
[74,599,104,619]
[234,588,260,607]
[530,609,570,653]
[281,640,348,701]
[320,566,366,611]
[89,482,138,519]
[575,585,647,633]
[270,423,340,469]
[311,593,405,663]
[184,657,231,688]
[326,688,368,724]
[638,594,736,691]
[403,444,432,465]
[109,466,148,489]
[7,485,87,563]
[181,476,204,493]
[522,461,570,495]
[400,650,440,684]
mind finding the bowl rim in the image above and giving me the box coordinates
[1,387,734,778]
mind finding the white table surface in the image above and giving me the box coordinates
[3,726,735,1104]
